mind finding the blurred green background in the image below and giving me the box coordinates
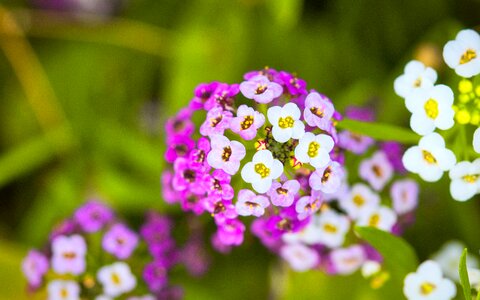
[0,0,479,299]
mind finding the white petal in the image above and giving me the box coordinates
[272,126,291,143]
[241,162,256,183]
[253,149,274,166]
[450,179,477,201]
[474,127,480,154]
[419,132,445,149]
[292,121,305,139]
[284,102,301,120]
[317,134,334,152]
[252,179,273,194]
[410,113,435,135]
[267,106,282,124]
[402,147,422,173]
[270,159,284,179]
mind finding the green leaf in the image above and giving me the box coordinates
[355,227,418,286]
[459,248,472,300]
[336,119,419,144]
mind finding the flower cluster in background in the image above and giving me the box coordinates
[162,68,419,279]
[21,200,209,299]
[395,28,480,202]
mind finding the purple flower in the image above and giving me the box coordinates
[190,82,219,110]
[172,157,205,195]
[188,137,211,172]
[215,218,245,246]
[179,190,206,215]
[140,213,175,257]
[338,130,375,154]
[235,189,270,217]
[230,105,265,140]
[102,223,139,259]
[21,250,49,289]
[303,92,335,130]
[309,161,345,194]
[161,171,179,204]
[280,244,319,272]
[251,218,282,251]
[381,141,407,173]
[295,194,322,220]
[180,238,210,277]
[203,196,237,223]
[206,135,246,175]
[74,200,114,233]
[359,151,394,191]
[204,83,239,111]
[51,234,86,275]
[267,180,300,207]
[239,75,283,104]
[204,170,234,200]
[165,108,195,137]
[244,68,279,81]
[165,134,195,163]
[390,179,419,215]
[143,260,168,293]
[199,107,232,137]
[278,71,307,96]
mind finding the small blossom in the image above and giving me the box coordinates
[329,245,366,275]
[143,260,168,292]
[172,157,205,195]
[315,210,350,248]
[403,260,456,300]
[309,161,344,194]
[339,183,380,220]
[235,189,270,217]
[303,92,335,130]
[361,260,381,278]
[357,206,397,232]
[190,82,219,110]
[449,159,480,201]
[102,223,139,259]
[278,71,307,96]
[280,244,319,272]
[267,180,300,207]
[405,85,454,135]
[230,105,265,140]
[474,127,480,154]
[338,130,374,155]
[51,235,87,275]
[207,135,246,175]
[204,169,234,200]
[215,218,245,246]
[295,132,334,168]
[241,150,283,193]
[204,83,239,111]
[443,29,480,78]
[165,108,194,137]
[199,107,232,137]
[164,134,195,163]
[390,179,419,215]
[295,194,322,220]
[47,280,80,300]
[394,60,437,98]
[203,196,237,223]
[402,133,456,182]
[432,240,479,281]
[97,262,137,298]
[268,103,305,143]
[359,151,394,191]
[22,250,49,289]
[239,75,283,103]
[74,200,114,233]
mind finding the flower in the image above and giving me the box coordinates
[235,189,270,217]
[102,223,139,259]
[356,206,397,232]
[402,133,456,182]
[204,83,239,111]
[359,151,394,191]
[74,200,114,233]
[309,161,344,194]
[206,135,246,175]
[279,71,307,96]
[230,105,265,140]
[241,150,283,193]
[280,243,319,272]
[204,169,234,200]
[295,194,322,220]
[165,108,194,136]
[199,107,232,137]
[172,157,205,195]
[239,75,283,103]
[215,218,245,246]
[267,103,305,143]
[164,134,195,163]
[267,180,300,207]
[51,235,87,275]
[443,29,480,78]
[432,240,479,281]
[143,260,168,292]
[339,183,380,220]
[338,130,374,155]
[449,159,480,201]
[47,280,80,300]
[303,92,335,130]
[328,245,366,275]
[403,260,456,300]
[22,250,49,289]
[394,60,437,98]
[294,132,334,168]
[405,85,454,135]
[474,127,480,153]
[314,210,350,248]
[191,82,219,110]
[97,262,137,298]
[390,179,419,215]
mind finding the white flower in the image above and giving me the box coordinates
[394,60,437,98]
[280,243,319,272]
[97,262,137,298]
[405,85,454,135]
[95,296,112,300]
[449,159,480,201]
[294,132,334,168]
[474,127,480,153]
[403,260,456,300]
[443,29,480,78]
[315,210,350,248]
[432,240,479,282]
[468,267,480,289]
[356,206,397,232]
[47,280,80,300]
[329,245,366,275]
[241,150,283,193]
[339,183,380,220]
[267,102,305,143]
[402,133,456,182]
[361,260,381,278]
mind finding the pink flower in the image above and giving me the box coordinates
[51,234,87,275]
[22,250,49,289]
[102,223,139,259]
[203,169,234,200]
[239,75,283,104]
[230,105,265,140]
[206,135,246,175]
[309,161,345,194]
[359,151,394,191]
[235,189,270,217]
[390,179,419,215]
[280,244,319,272]
[328,245,366,275]
[199,107,232,137]
[295,193,323,220]
[215,219,245,246]
[303,92,335,130]
[203,196,237,224]
[267,180,300,207]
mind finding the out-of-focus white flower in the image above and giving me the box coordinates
[394,60,437,98]
[474,127,480,154]
[432,240,479,281]
[339,183,380,220]
[443,29,480,78]
[403,260,456,300]
[449,159,480,201]
[97,262,137,298]
[47,280,80,300]
[361,260,381,278]
[280,243,319,272]
[356,206,397,232]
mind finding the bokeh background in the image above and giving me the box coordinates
[0,0,479,299]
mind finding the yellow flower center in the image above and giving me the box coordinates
[460,48,477,65]
[422,150,437,164]
[353,195,365,207]
[241,115,254,130]
[276,187,288,195]
[60,288,69,298]
[463,174,479,183]
[111,272,121,285]
[420,282,436,295]
[255,84,268,95]
[369,213,381,227]
[222,146,232,162]
[323,223,338,233]
[321,167,332,183]
[210,115,222,127]
[255,163,270,178]
[413,77,422,87]
[310,106,324,117]
[424,99,439,119]
[308,141,320,158]
[278,116,294,129]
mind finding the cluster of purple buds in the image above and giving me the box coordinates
[21,200,208,299]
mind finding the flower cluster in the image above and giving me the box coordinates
[162,68,418,277]
[395,28,480,202]
[21,200,208,299]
